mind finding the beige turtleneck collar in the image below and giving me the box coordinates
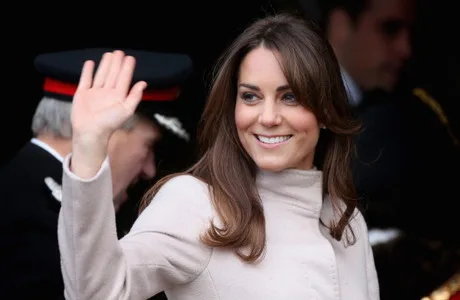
[256,167,324,219]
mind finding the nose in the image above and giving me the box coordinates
[141,151,156,180]
[258,100,282,127]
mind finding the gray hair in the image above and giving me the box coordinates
[31,96,137,138]
[31,97,73,138]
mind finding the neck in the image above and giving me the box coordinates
[35,133,72,158]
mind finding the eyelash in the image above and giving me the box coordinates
[240,92,297,104]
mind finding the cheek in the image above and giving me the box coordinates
[128,141,149,162]
[119,147,147,179]
[115,135,147,166]
[289,110,319,133]
[234,102,253,132]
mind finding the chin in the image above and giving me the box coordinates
[253,158,288,172]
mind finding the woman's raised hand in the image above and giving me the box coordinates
[70,50,146,178]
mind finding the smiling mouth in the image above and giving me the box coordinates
[255,134,292,144]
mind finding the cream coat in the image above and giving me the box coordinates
[58,155,379,300]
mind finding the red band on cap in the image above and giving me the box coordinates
[43,77,179,101]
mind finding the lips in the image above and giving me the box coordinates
[255,134,292,144]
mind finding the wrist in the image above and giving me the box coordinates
[73,130,111,145]
[70,132,110,179]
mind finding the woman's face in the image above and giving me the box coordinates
[235,46,321,172]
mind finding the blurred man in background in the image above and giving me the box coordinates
[0,48,192,300]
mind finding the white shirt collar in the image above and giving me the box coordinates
[340,67,362,106]
[30,138,64,163]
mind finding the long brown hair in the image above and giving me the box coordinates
[140,13,360,263]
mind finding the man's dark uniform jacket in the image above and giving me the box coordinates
[352,88,459,238]
[352,87,460,299]
[0,141,65,300]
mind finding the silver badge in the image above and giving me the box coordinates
[154,113,190,142]
[44,177,62,202]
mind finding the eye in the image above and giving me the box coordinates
[240,92,259,103]
[283,92,298,105]
[380,20,405,38]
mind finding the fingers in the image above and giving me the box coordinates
[92,52,113,88]
[105,50,125,88]
[83,50,138,96]
[116,55,136,96]
[77,60,95,91]
[124,81,147,113]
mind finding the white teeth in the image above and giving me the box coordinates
[256,135,291,144]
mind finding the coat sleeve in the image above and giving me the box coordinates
[58,154,214,300]
[358,213,380,300]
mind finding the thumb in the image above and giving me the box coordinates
[124,81,147,113]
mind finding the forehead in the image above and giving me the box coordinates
[132,118,162,141]
[365,0,414,22]
[238,47,288,84]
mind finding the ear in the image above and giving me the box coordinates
[327,9,354,45]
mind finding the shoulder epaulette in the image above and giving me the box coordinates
[413,88,459,147]
[421,271,460,300]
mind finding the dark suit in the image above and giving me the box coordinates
[352,88,460,299]
[352,90,413,228]
[353,88,460,236]
[0,141,65,300]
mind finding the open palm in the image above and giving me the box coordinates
[71,50,146,139]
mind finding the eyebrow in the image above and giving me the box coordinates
[238,83,291,92]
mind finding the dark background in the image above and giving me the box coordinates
[2,0,456,167]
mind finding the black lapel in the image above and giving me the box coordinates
[19,142,64,210]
